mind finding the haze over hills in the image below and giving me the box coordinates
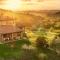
[0,9,60,28]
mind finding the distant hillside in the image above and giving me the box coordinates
[0,9,60,28]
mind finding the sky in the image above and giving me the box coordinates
[0,0,60,11]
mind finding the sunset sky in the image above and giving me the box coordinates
[0,0,60,11]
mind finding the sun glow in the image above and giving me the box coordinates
[2,0,21,11]
[0,0,60,11]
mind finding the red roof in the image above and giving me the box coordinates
[0,25,21,34]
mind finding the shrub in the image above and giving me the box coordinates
[36,36,49,48]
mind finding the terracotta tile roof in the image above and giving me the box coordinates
[0,25,21,34]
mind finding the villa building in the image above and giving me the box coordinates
[0,25,24,42]
[0,12,25,43]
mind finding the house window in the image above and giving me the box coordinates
[3,34,7,38]
[17,33,21,36]
[7,21,14,25]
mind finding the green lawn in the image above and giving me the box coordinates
[0,39,60,60]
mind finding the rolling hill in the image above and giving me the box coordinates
[0,9,60,28]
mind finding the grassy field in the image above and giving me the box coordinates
[0,39,60,60]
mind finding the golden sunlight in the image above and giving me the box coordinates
[0,0,60,11]
[2,0,21,11]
